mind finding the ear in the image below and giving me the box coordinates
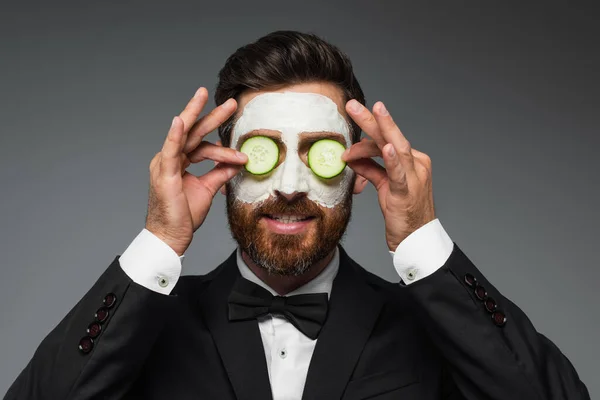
[216,140,227,196]
[352,174,369,195]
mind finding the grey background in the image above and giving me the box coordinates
[1,0,598,397]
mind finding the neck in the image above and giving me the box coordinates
[241,248,336,296]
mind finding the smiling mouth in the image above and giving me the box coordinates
[264,214,316,223]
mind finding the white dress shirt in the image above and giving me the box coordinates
[119,218,454,400]
[237,247,339,400]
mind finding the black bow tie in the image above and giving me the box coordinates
[227,276,329,340]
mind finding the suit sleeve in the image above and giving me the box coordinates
[4,255,179,400]
[399,241,590,399]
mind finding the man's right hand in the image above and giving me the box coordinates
[145,87,247,256]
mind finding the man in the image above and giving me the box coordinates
[5,30,589,400]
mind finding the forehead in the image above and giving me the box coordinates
[231,92,351,147]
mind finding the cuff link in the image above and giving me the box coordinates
[158,276,169,288]
[406,268,418,281]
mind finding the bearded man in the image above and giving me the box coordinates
[5,31,589,400]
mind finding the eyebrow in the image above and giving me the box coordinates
[299,131,347,146]
[237,129,347,147]
[237,129,281,146]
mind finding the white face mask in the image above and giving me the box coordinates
[228,91,354,208]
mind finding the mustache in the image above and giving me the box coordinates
[253,196,324,218]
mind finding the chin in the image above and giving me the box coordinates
[225,189,353,275]
[250,230,323,276]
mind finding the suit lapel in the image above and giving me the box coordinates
[301,245,384,400]
[198,250,273,400]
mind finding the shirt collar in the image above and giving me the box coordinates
[236,246,340,298]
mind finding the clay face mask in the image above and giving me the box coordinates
[229,92,354,208]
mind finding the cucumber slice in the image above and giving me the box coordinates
[239,136,279,175]
[308,139,347,178]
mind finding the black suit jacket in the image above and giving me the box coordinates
[5,242,590,399]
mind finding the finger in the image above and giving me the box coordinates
[178,144,247,176]
[353,174,369,194]
[179,87,209,133]
[183,98,237,154]
[160,116,185,177]
[346,158,388,190]
[345,99,387,150]
[214,140,228,195]
[187,141,248,164]
[382,143,409,196]
[373,101,416,176]
[160,88,208,177]
[411,148,432,168]
[410,148,433,184]
[196,163,244,198]
[342,138,381,162]
[180,153,191,176]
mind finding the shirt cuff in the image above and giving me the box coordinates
[389,218,454,284]
[119,228,185,295]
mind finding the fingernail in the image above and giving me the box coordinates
[341,149,349,160]
[349,100,363,114]
[379,102,389,116]
[221,99,233,109]
[171,116,177,127]
[236,151,247,161]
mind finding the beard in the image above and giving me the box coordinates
[225,185,353,276]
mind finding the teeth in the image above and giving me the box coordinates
[269,214,310,223]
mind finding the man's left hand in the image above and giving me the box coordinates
[343,100,436,252]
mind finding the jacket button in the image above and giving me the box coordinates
[484,297,497,313]
[464,273,477,287]
[78,336,94,354]
[87,322,102,338]
[95,307,110,323]
[474,284,487,301]
[492,310,507,326]
[103,293,117,308]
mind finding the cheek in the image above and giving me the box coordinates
[229,170,276,204]
[233,201,256,217]
[306,168,354,208]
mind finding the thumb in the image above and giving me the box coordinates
[198,163,242,198]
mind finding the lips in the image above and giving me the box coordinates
[262,214,316,234]
[266,214,315,223]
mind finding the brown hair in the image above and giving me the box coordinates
[214,30,366,147]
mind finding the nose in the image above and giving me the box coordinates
[275,190,306,202]
[273,152,309,200]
